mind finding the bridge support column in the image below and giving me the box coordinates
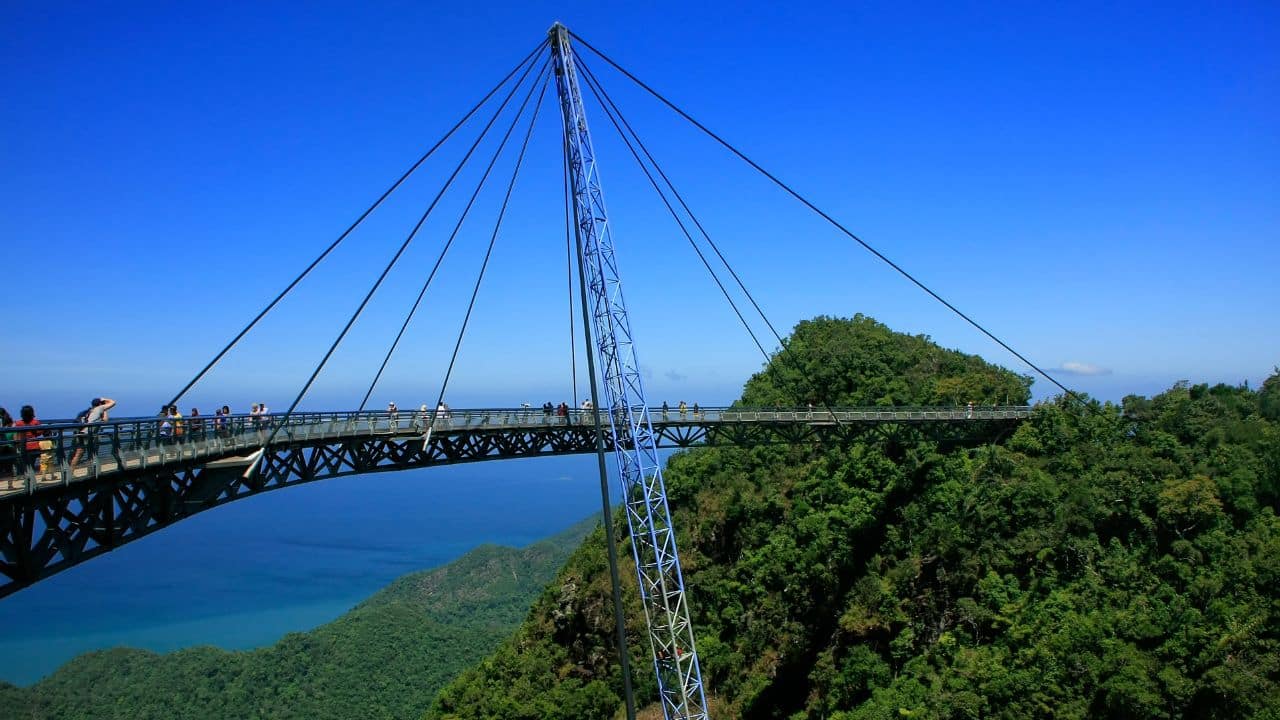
[551,23,709,720]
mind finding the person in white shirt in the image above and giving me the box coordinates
[71,397,116,465]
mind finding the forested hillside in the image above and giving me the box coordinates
[428,315,1280,719]
[0,517,596,720]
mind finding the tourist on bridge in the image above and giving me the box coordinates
[255,402,270,439]
[70,403,95,465]
[15,405,51,475]
[171,406,185,441]
[662,401,669,418]
[0,407,15,478]
[692,402,700,417]
[70,397,116,466]
[388,401,399,431]
[189,408,204,438]
[158,407,173,444]
[678,400,687,417]
[436,402,450,420]
[251,403,269,431]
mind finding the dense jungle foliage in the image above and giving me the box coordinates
[0,518,595,720]
[428,315,1279,719]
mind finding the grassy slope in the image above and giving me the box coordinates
[0,516,597,720]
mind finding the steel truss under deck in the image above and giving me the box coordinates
[0,413,1023,599]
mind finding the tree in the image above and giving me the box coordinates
[1260,367,1280,421]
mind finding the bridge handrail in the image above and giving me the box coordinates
[0,404,1034,433]
[0,405,1032,494]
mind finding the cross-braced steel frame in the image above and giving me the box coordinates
[0,413,1023,599]
[550,24,709,720]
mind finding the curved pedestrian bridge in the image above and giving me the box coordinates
[1,406,1031,497]
[0,405,1030,596]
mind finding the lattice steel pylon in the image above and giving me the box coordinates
[549,24,710,720]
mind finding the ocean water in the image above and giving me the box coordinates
[0,454,611,686]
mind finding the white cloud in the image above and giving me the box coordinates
[1056,361,1113,377]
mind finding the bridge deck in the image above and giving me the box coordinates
[0,405,1031,596]
[0,406,1031,498]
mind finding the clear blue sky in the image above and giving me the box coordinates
[4,1,1277,419]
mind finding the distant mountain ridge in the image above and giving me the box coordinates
[0,516,598,720]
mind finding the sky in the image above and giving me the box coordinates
[3,1,1277,420]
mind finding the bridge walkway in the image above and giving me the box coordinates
[0,406,1031,498]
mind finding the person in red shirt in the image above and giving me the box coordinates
[14,405,49,474]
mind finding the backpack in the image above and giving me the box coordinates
[75,409,91,434]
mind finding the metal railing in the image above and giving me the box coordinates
[0,405,1031,495]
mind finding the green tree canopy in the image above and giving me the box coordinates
[428,316,1279,720]
[739,315,1032,407]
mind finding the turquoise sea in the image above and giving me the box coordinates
[0,454,610,686]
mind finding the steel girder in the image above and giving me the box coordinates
[0,417,1022,598]
[0,427,598,599]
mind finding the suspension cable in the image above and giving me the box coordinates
[560,91,638,720]
[563,129,580,410]
[577,56,788,353]
[165,39,548,410]
[431,75,550,417]
[575,59,771,363]
[569,30,1082,405]
[358,63,552,411]
[266,57,547,444]
[577,55,843,418]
